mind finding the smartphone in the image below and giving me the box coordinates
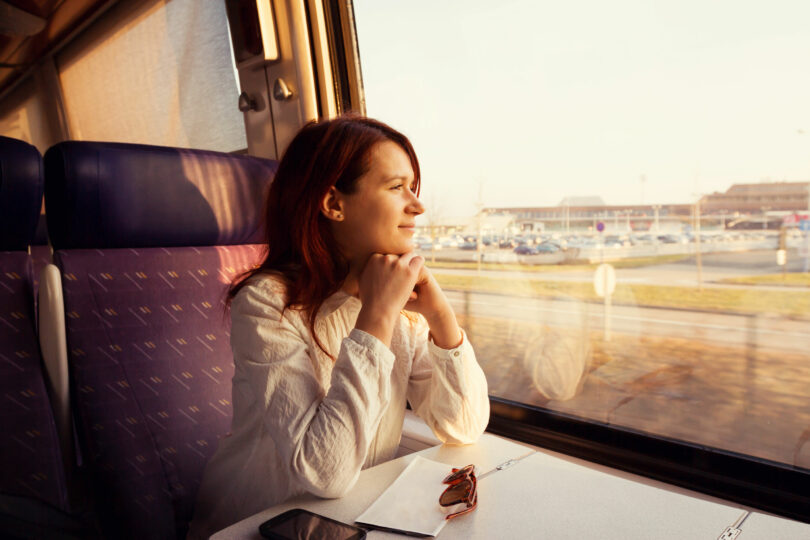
[258,508,367,540]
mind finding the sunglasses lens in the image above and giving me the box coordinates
[440,479,472,506]
[445,492,478,520]
[442,464,475,484]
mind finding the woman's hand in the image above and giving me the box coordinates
[405,265,463,349]
[355,252,424,347]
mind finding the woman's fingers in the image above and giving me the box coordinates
[398,251,424,273]
[358,251,426,317]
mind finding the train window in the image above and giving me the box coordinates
[352,0,810,510]
[55,0,246,152]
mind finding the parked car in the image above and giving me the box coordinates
[604,235,631,248]
[513,245,538,255]
[535,242,560,253]
[632,234,656,245]
[499,239,518,249]
[657,234,680,244]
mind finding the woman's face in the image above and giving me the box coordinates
[328,140,424,261]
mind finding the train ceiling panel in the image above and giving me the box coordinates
[0,0,113,95]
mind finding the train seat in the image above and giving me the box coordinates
[0,137,70,521]
[30,214,53,309]
[42,141,277,539]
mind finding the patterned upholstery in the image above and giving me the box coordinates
[56,245,264,538]
[0,136,67,512]
[45,141,276,539]
[30,244,52,309]
[0,253,68,512]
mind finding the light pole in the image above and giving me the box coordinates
[797,129,810,272]
[804,182,810,272]
[565,202,570,234]
[640,174,646,205]
[804,175,810,273]
[692,194,704,291]
[475,181,484,273]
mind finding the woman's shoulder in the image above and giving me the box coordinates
[232,272,289,312]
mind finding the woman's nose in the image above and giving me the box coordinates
[408,193,425,215]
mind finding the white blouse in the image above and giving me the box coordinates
[188,275,490,538]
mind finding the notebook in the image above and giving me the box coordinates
[355,456,459,537]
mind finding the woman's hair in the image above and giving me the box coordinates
[228,114,421,359]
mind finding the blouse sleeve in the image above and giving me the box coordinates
[406,316,490,444]
[231,282,396,499]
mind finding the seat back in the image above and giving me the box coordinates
[0,136,68,512]
[44,141,277,539]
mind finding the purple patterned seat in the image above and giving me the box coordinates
[43,141,277,539]
[0,136,68,513]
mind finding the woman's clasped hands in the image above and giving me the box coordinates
[355,251,462,350]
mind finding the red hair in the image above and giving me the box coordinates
[228,114,421,359]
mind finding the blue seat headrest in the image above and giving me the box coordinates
[44,141,277,250]
[0,136,44,250]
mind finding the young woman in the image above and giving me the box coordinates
[189,115,489,538]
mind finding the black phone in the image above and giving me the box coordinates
[258,508,367,540]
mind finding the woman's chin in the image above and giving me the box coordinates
[377,242,415,256]
[360,236,417,257]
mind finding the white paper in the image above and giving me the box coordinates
[355,456,458,537]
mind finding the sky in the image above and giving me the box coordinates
[353,0,810,218]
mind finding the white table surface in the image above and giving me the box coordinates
[211,433,810,539]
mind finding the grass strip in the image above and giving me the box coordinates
[424,254,690,273]
[718,273,810,287]
[435,273,810,318]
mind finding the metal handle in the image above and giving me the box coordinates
[273,78,294,101]
[238,92,257,112]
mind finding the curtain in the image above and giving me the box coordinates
[57,0,246,152]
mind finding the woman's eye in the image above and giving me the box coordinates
[391,184,404,190]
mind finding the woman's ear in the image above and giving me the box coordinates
[320,186,345,221]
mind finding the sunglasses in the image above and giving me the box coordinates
[439,464,477,520]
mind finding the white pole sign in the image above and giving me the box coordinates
[593,263,616,341]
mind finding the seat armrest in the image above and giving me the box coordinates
[38,264,73,472]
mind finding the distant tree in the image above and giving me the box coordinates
[423,190,444,264]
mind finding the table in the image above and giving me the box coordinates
[212,433,810,539]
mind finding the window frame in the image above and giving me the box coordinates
[313,0,365,115]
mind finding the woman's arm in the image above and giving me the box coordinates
[403,268,490,443]
[406,269,462,349]
[406,320,490,444]
[233,282,395,498]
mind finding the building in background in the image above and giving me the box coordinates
[700,181,809,214]
[483,198,691,233]
[477,182,810,233]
